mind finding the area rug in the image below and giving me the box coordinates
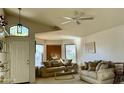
[36,74,88,84]
[55,74,75,80]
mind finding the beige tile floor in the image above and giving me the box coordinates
[35,74,88,84]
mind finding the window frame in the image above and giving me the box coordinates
[9,25,30,37]
[65,44,77,61]
[35,44,44,67]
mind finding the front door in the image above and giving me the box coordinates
[9,37,30,83]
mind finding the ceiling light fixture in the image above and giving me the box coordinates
[17,8,23,34]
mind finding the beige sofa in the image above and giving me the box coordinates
[79,61,115,84]
[36,59,78,77]
[40,65,77,77]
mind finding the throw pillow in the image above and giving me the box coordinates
[96,62,102,71]
[88,67,96,71]
[57,59,64,66]
[43,61,51,68]
[84,62,88,70]
[65,59,72,66]
[88,62,96,71]
[60,58,64,64]
[88,62,97,71]
[51,60,61,67]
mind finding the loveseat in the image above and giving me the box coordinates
[36,59,78,77]
[79,60,115,84]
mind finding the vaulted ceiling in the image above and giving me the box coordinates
[4,8,124,40]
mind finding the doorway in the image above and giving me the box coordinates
[9,38,30,83]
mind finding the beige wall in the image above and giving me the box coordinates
[81,24,124,63]
[36,39,75,61]
[0,8,4,15]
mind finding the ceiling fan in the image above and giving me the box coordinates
[61,11,94,25]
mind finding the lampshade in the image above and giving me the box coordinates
[17,23,22,34]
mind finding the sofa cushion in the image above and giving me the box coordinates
[80,70,89,76]
[99,63,108,70]
[42,66,65,73]
[88,71,97,79]
[51,60,63,67]
[97,68,115,81]
[96,62,102,71]
[80,70,97,79]
[65,59,72,66]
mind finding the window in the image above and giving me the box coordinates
[65,44,77,61]
[35,44,44,67]
[0,32,4,37]
[10,26,29,36]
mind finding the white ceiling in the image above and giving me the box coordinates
[4,8,124,40]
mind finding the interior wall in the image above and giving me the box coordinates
[36,39,75,61]
[81,24,124,63]
[0,8,4,15]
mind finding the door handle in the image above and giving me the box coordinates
[27,60,30,64]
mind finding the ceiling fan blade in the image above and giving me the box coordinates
[64,17,72,20]
[79,17,94,20]
[61,21,71,24]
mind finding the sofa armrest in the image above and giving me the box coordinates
[97,68,115,81]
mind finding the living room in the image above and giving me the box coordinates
[34,8,124,84]
[1,0,124,93]
[0,8,124,84]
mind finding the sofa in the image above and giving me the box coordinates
[79,60,115,84]
[36,59,78,77]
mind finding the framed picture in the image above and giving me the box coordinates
[85,42,96,53]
